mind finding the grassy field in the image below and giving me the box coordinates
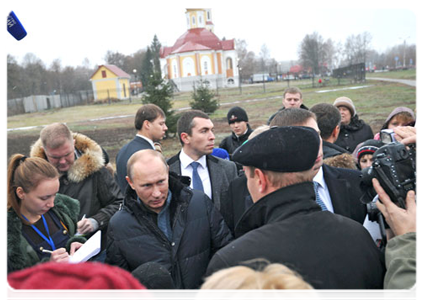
[366,68,416,80]
[7,71,416,167]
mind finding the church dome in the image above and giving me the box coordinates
[172,28,223,51]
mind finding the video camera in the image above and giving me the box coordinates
[359,139,416,248]
[360,141,416,211]
[360,141,420,247]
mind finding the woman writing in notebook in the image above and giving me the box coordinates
[7,154,85,273]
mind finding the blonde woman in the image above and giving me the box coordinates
[201,261,313,289]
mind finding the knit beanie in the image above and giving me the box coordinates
[333,97,356,116]
[8,262,146,289]
[227,106,249,124]
[353,139,384,163]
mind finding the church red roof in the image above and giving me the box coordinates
[160,28,235,58]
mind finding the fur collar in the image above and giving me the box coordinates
[30,132,104,183]
[7,194,80,271]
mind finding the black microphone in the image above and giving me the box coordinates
[7,11,27,41]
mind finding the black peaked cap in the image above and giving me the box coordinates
[232,126,320,172]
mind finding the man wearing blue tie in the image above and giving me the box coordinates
[167,110,238,212]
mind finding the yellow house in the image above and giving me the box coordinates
[90,65,130,101]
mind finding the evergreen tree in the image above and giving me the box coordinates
[190,80,219,114]
[142,72,178,135]
[150,35,162,77]
[139,47,153,88]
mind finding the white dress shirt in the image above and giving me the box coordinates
[313,167,334,212]
[179,150,212,199]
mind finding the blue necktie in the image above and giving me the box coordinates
[313,181,328,211]
[190,162,204,192]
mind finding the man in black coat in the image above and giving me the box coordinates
[106,149,232,289]
[206,127,386,289]
[115,104,168,192]
[270,108,367,224]
[219,106,253,157]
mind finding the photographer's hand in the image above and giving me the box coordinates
[393,126,416,145]
[373,178,416,238]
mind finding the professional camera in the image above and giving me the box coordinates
[360,141,416,214]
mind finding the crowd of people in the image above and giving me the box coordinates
[7,86,416,290]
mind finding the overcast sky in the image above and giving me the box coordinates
[4,0,418,68]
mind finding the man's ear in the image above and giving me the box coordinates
[255,168,268,194]
[180,132,189,145]
[143,120,151,130]
[126,176,135,190]
[332,125,340,139]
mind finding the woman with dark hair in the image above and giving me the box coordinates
[7,154,85,273]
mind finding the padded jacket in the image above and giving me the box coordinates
[106,173,233,289]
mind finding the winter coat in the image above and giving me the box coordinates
[105,173,233,289]
[219,124,253,156]
[334,115,374,152]
[30,132,124,247]
[384,232,416,289]
[322,140,349,159]
[206,182,386,289]
[7,193,86,273]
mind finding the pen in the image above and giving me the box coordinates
[42,249,53,254]
[74,214,87,237]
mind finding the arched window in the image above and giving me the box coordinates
[201,56,212,75]
[183,57,195,77]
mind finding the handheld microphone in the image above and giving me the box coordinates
[7,11,27,40]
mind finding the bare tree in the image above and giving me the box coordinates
[343,32,372,65]
[298,32,325,76]
[236,39,256,79]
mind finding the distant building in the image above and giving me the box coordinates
[160,8,238,92]
[90,65,130,101]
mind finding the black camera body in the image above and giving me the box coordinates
[360,141,416,212]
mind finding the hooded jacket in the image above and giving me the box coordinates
[334,115,373,152]
[206,182,385,289]
[106,173,233,289]
[8,194,86,273]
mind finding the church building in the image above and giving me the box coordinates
[160,9,239,92]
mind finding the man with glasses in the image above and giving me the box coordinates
[30,123,123,260]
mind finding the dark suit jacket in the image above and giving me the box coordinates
[220,173,253,235]
[323,164,367,224]
[115,136,153,192]
[167,153,238,212]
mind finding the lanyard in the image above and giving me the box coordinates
[21,214,56,251]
